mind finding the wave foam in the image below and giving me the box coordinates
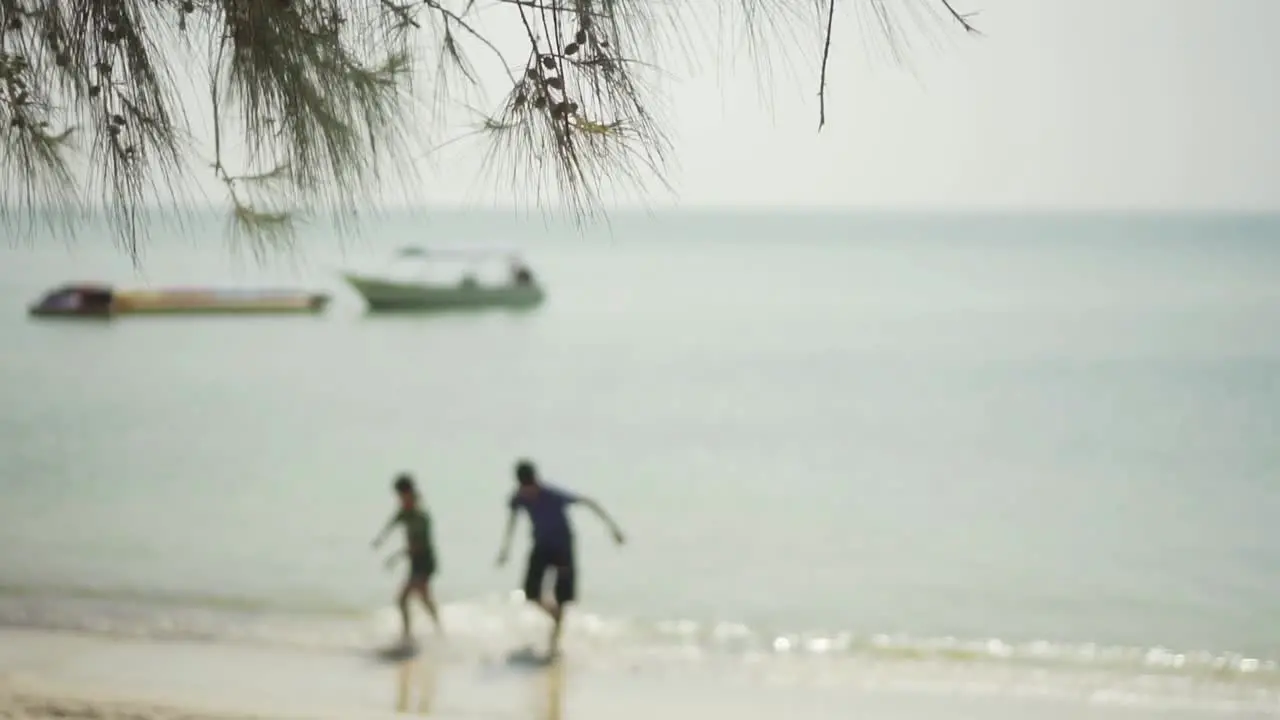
[1,584,1277,714]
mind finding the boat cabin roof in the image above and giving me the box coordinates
[46,283,114,297]
[394,246,528,264]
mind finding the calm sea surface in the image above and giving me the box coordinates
[1,210,1278,705]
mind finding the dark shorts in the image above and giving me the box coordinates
[522,543,575,605]
[408,552,436,582]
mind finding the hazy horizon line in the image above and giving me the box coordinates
[4,202,1280,220]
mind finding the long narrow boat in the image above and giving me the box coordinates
[27,283,331,319]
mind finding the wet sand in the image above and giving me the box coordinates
[0,628,1270,720]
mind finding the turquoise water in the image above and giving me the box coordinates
[1,210,1279,709]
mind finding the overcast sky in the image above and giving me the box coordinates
[185,0,1280,212]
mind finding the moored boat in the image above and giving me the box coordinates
[27,284,331,318]
[341,247,546,313]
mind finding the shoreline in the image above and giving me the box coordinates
[1,627,1276,720]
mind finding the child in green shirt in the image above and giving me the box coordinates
[372,473,443,641]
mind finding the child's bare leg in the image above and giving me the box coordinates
[398,583,413,640]
[415,582,443,634]
[548,604,565,657]
[536,598,559,619]
[547,564,572,657]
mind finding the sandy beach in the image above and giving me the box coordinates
[1,627,1275,720]
[0,690,274,720]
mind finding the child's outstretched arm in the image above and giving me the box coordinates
[579,497,625,545]
[496,508,518,566]
[371,513,400,549]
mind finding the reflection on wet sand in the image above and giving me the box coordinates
[532,657,565,720]
[395,655,438,715]
[391,652,566,719]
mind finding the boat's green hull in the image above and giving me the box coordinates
[343,274,545,312]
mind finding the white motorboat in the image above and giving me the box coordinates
[342,247,546,313]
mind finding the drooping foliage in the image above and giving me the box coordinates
[0,0,977,259]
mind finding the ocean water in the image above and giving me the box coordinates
[1,210,1279,713]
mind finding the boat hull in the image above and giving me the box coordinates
[28,307,113,319]
[111,290,331,316]
[27,286,331,318]
[343,274,545,312]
